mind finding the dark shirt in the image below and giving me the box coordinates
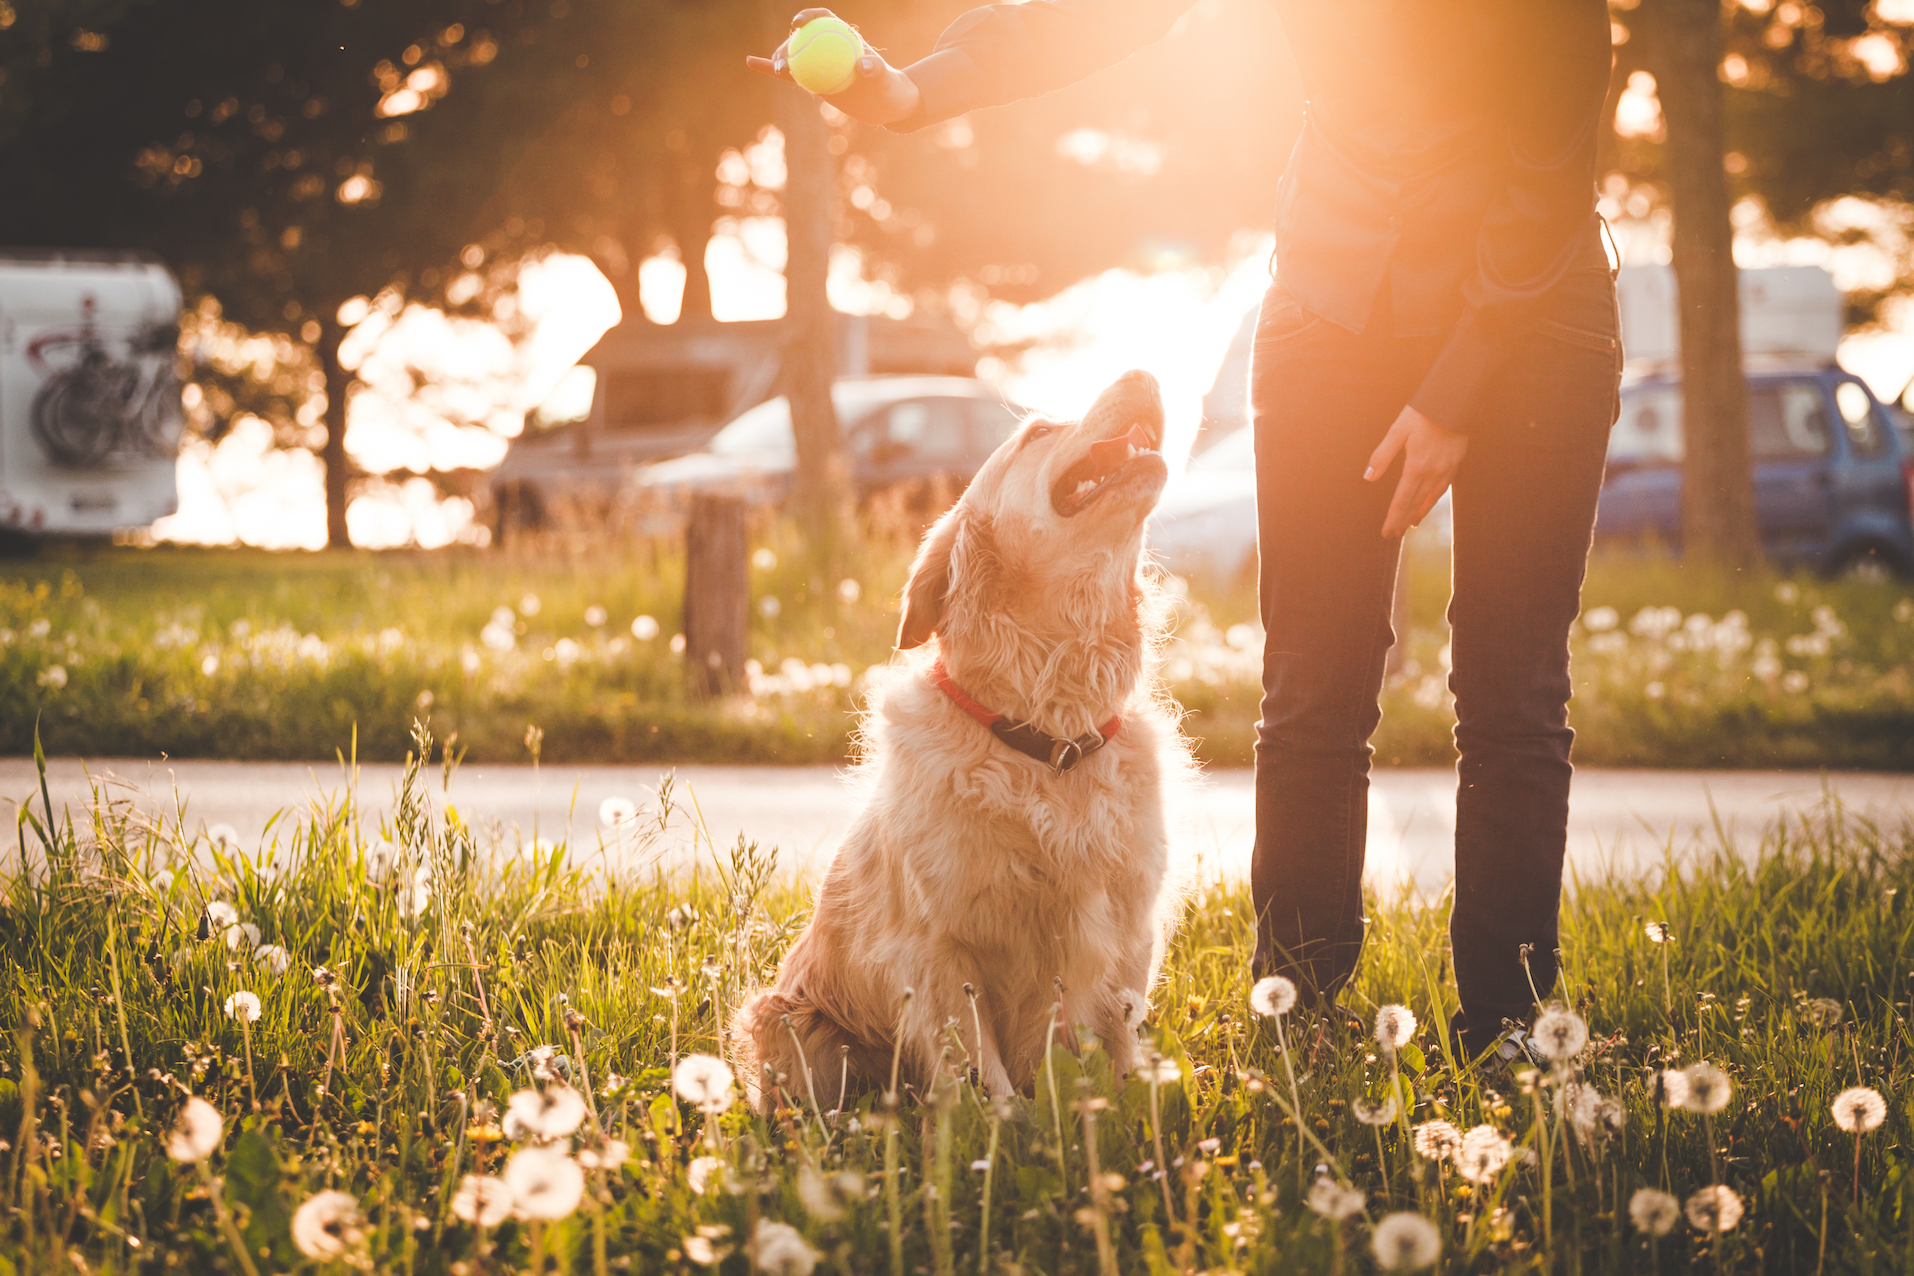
[894,0,1614,432]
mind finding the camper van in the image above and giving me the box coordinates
[0,250,183,539]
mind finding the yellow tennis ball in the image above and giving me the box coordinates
[787,16,861,97]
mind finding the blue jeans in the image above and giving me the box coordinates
[1246,268,1621,1053]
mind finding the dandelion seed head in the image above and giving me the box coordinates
[687,1155,724,1195]
[1454,1125,1511,1184]
[1249,975,1297,1018]
[1306,1177,1365,1220]
[1531,1006,1588,1062]
[1832,1086,1887,1134]
[599,796,639,829]
[505,1085,588,1140]
[221,921,260,951]
[673,1053,737,1116]
[502,1144,585,1220]
[450,1174,513,1227]
[1804,997,1843,1028]
[683,1234,731,1265]
[1679,1062,1732,1114]
[1145,1055,1182,1085]
[1628,1187,1680,1236]
[291,1190,364,1258]
[1644,921,1671,943]
[1374,1004,1416,1052]
[165,1096,223,1162]
[253,944,291,976]
[576,1138,630,1171]
[202,900,238,931]
[1353,1096,1398,1126]
[1684,1184,1743,1233]
[1371,1212,1441,1270]
[223,991,261,1024]
[1412,1119,1461,1162]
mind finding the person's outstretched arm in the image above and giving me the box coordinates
[749,2,1196,130]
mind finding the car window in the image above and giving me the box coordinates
[850,399,968,460]
[1610,387,1683,464]
[972,400,1026,447]
[1835,380,1888,459]
[1748,382,1829,460]
[708,398,795,456]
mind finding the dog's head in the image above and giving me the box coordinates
[897,370,1169,652]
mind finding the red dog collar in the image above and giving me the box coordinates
[930,658,1121,773]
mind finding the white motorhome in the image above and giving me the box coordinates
[0,250,183,538]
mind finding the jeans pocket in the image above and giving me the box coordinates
[1537,317,1620,355]
[1251,283,1322,355]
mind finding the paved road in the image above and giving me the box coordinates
[5,757,1908,892]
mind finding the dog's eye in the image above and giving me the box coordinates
[1024,424,1054,439]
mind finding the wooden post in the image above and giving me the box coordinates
[683,495,749,697]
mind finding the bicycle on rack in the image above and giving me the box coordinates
[24,296,181,467]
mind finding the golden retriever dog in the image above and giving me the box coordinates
[738,369,1190,1109]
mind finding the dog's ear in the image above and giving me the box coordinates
[897,506,962,650]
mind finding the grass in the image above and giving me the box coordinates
[0,725,1911,1273]
[2,535,1913,768]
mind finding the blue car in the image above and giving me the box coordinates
[1595,366,1914,578]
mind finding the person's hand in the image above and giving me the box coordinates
[747,9,924,128]
[1364,404,1469,538]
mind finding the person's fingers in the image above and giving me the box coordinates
[1381,466,1424,538]
[1364,420,1406,482]
[744,55,791,80]
[857,51,882,78]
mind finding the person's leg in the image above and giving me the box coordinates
[1445,269,1621,1054]
[1247,283,1431,1003]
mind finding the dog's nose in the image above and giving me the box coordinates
[1117,369,1158,392]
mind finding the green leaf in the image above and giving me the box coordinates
[1398,1042,1427,1074]
[226,1129,280,1207]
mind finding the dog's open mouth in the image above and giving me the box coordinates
[1051,422,1165,517]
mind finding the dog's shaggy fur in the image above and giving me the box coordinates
[737,370,1193,1109]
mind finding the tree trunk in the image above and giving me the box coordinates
[669,156,716,324]
[776,82,851,564]
[320,329,353,549]
[1643,0,1760,568]
[683,494,749,697]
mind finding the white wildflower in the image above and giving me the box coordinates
[1531,1006,1588,1063]
[253,944,291,976]
[451,1174,513,1227]
[505,1086,588,1140]
[1659,1068,1689,1109]
[1374,1004,1416,1053]
[673,1053,737,1115]
[222,922,261,952]
[1684,1184,1743,1233]
[750,1219,820,1276]
[599,796,639,828]
[291,1190,364,1259]
[1629,1187,1680,1236]
[1353,1096,1398,1126]
[1371,1212,1441,1270]
[165,1096,223,1162]
[1679,1063,1732,1115]
[1832,1086,1887,1134]
[1249,975,1297,1018]
[202,900,239,933]
[576,1138,630,1171]
[502,1144,585,1220]
[1306,1177,1365,1221]
[1454,1125,1511,1184]
[223,991,261,1024]
[1644,920,1671,943]
[687,1155,724,1195]
[1412,1119,1461,1162]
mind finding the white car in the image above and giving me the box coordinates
[1147,425,1452,584]
[1147,427,1259,584]
[628,376,1025,510]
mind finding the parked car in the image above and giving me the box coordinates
[627,376,1026,512]
[1596,366,1914,577]
[1146,426,1453,585]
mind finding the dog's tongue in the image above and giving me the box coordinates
[1087,424,1151,476]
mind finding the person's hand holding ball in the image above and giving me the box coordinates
[747,8,923,128]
